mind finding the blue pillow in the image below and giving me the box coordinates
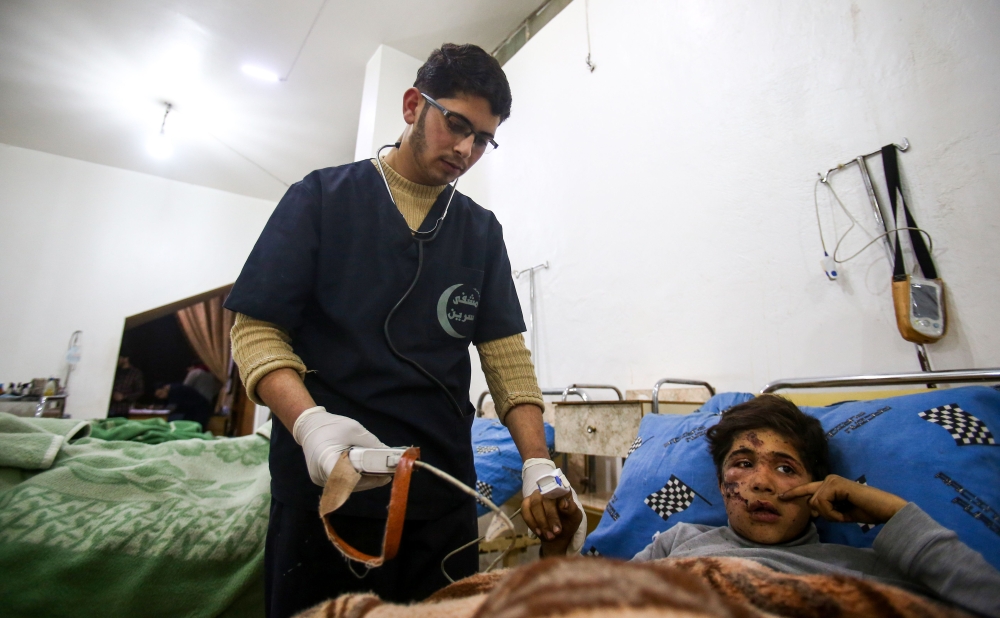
[697,392,755,414]
[472,417,555,517]
[586,387,1000,570]
[803,385,1000,569]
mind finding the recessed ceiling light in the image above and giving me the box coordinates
[242,64,281,82]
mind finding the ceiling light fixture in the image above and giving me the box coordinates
[241,64,280,82]
[147,102,174,159]
[241,0,328,83]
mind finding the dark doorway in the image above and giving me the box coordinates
[112,284,258,436]
[118,314,198,406]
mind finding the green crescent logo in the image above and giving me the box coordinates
[437,284,466,339]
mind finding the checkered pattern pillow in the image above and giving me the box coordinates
[918,404,996,446]
[645,475,698,521]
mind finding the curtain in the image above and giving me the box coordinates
[176,294,235,383]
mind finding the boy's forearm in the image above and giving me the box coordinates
[874,503,1000,616]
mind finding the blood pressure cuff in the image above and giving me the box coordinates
[472,417,555,517]
[584,387,1000,570]
[319,448,420,567]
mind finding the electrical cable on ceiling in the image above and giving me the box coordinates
[814,176,933,265]
[280,0,330,82]
[147,102,175,160]
[584,0,596,72]
[206,131,290,188]
[159,103,173,134]
[147,101,288,187]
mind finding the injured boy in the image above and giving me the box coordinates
[540,395,1000,617]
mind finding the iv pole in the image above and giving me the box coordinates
[513,262,549,363]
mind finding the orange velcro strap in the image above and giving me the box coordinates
[320,446,420,568]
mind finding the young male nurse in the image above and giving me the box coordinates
[225,43,584,617]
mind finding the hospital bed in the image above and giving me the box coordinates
[583,367,1000,570]
[292,368,1000,617]
[8,368,995,616]
[0,414,270,618]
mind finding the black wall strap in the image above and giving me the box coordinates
[882,145,937,281]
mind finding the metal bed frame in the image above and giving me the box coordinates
[478,369,1000,417]
[476,384,623,417]
[646,369,1000,414]
[651,378,716,414]
[761,368,1000,394]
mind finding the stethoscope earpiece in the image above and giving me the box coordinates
[375,143,459,241]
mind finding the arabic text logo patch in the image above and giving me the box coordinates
[436,284,480,339]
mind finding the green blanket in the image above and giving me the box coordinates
[0,413,269,617]
[89,416,215,444]
[0,413,91,473]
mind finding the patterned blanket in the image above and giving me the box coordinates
[296,556,971,618]
[0,414,270,618]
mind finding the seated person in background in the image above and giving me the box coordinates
[109,355,144,417]
[153,382,213,429]
[541,395,1000,617]
[183,362,221,406]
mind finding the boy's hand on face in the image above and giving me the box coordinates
[779,474,908,525]
[538,495,583,557]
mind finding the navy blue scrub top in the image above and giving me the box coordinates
[225,160,526,519]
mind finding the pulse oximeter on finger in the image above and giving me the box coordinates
[536,468,571,498]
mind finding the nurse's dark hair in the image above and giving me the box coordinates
[414,43,512,122]
[705,394,830,484]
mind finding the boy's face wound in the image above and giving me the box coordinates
[720,429,815,544]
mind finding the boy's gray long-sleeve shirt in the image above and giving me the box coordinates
[632,503,999,617]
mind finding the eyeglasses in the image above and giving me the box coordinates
[420,93,498,154]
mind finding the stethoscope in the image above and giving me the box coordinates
[376,142,466,419]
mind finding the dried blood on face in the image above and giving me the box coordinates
[719,430,815,544]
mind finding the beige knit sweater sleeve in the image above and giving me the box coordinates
[231,312,544,421]
[230,313,307,406]
[477,333,544,424]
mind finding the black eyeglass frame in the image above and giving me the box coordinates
[420,93,499,154]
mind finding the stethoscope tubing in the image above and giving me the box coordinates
[376,143,466,419]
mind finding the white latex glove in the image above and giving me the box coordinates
[292,406,390,490]
[567,487,586,554]
[522,458,587,555]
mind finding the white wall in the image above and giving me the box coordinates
[461,0,1000,399]
[354,45,423,162]
[0,143,275,419]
